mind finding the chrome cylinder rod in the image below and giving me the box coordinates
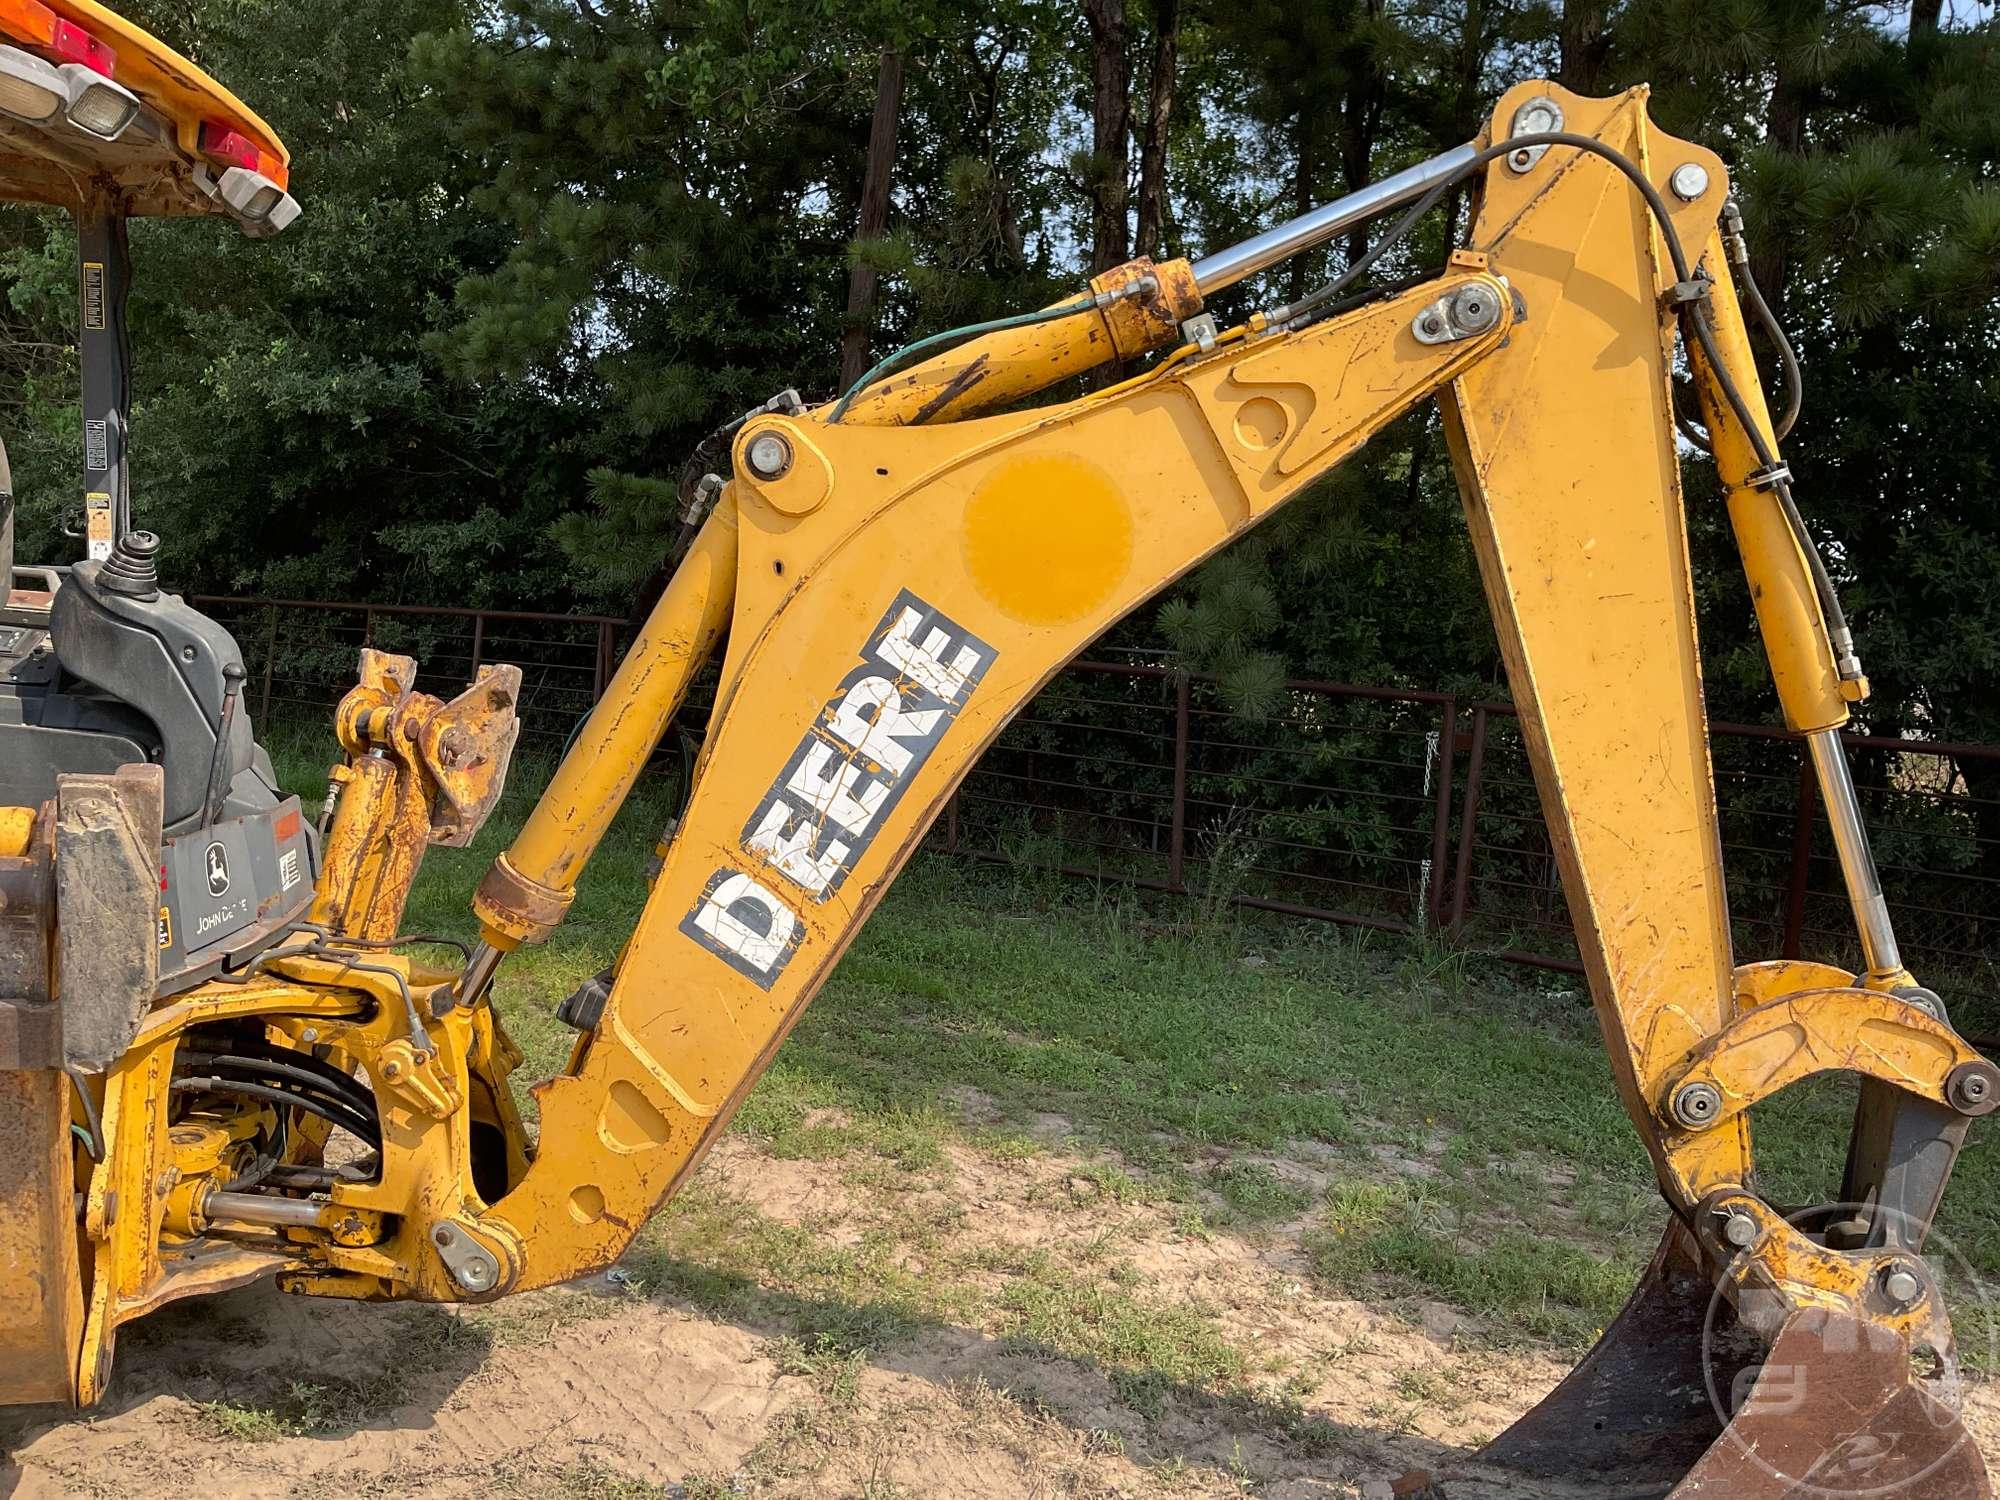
[1189,143,1480,296]
[455,939,505,1008]
[1806,728,1903,978]
[206,1190,327,1230]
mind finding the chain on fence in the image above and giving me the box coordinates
[216,597,2000,1029]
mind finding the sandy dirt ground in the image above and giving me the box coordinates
[4,1126,1994,1499]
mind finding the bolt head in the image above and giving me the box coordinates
[1721,1210,1758,1249]
[1947,1061,1998,1115]
[1450,286,1499,334]
[1670,162,1711,202]
[1882,1267,1923,1306]
[1671,1081,1723,1129]
[1419,312,1445,336]
[745,431,792,480]
[1509,147,1534,171]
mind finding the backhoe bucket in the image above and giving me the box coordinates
[1473,1223,1990,1498]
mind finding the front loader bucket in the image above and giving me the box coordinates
[0,804,82,1406]
[1474,1222,1991,1498]
[0,1069,84,1406]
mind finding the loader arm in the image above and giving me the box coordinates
[12,80,1991,1498]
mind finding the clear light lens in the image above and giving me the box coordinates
[219,166,285,222]
[0,47,62,122]
[60,65,137,140]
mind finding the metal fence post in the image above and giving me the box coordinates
[259,605,277,722]
[1425,698,1458,928]
[469,612,485,675]
[1448,705,1489,933]
[1783,746,1818,959]
[1168,670,1191,892]
[593,621,614,700]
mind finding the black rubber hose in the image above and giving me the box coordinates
[179,1050,378,1123]
[228,1112,289,1192]
[1734,246,1802,441]
[171,1075,380,1148]
[1289,131,1698,322]
[1282,129,1854,663]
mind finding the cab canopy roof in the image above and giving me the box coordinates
[0,0,295,231]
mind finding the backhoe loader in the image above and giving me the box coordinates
[0,7,1992,1492]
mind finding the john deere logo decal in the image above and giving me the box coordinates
[680,590,994,988]
[204,841,231,897]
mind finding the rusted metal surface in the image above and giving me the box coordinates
[54,764,163,1071]
[1097,254,1204,358]
[315,649,524,939]
[1480,1222,1740,1485]
[1425,699,1458,926]
[1168,670,1190,891]
[421,664,524,847]
[0,804,57,1070]
[1479,1216,1988,1497]
[1449,705,1490,935]
[0,1068,83,1405]
[1676,1307,1990,1497]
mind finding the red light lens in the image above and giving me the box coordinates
[198,117,288,189]
[48,18,113,76]
[199,120,260,171]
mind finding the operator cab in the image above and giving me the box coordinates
[0,0,308,992]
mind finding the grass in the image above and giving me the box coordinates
[260,714,2000,1401]
[193,1305,489,1441]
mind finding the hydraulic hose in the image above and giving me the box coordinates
[829,295,1098,423]
[1279,129,1857,678]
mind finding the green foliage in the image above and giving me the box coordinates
[0,0,1994,770]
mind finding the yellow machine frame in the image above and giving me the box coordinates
[5,81,1992,1496]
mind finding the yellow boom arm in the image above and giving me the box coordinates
[20,80,1993,1497]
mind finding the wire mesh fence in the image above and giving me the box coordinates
[935,663,2000,1027]
[195,596,620,748]
[217,597,2000,1026]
